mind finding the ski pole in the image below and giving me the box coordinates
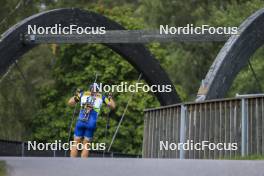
[103,109,112,157]
[64,89,80,157]
[107,73,142,152]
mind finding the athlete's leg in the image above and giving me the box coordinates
[81,114,97,158]
[71,121,85,157]
[81,127,95,158]
[81,137,91,158]
[70,137,81,157]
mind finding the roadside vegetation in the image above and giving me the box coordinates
[0,161,6,176]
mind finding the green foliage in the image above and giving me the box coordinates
[229,46,264,96]
[31,44,159,153]
[0,45,54,140]
[223,154,264,160]
[29,6,160,154]
[0,161,6,176]
[0,0,40,34]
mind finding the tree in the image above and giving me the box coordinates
[29,6,164,154]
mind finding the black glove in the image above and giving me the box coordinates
[108,92,113,100]
[74,88,82,102]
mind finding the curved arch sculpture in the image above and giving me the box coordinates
[0,8,180,105]
[198,8,264,100]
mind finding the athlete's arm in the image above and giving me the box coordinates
[104,95,115,109]
[108,98,116,109]
[68,96,77,106]
[68,91,81,107]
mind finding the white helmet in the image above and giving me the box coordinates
[90,83,100,92]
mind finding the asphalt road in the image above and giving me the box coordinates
[1,157,264,176]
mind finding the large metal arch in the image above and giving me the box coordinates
[0,8,180,105]
[199,8,264,100]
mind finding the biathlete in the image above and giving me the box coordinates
[68,83,115,157]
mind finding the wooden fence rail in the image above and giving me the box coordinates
[143,95,264,159]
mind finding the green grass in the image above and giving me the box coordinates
[224,155,264,160]
[0,161,6,176]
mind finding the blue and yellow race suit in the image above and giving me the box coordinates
[74,91,110,140]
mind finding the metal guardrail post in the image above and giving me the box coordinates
[241,98,248,156]
[180,105,186,159]
[21,142,24,157]
[53,150,56,157]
